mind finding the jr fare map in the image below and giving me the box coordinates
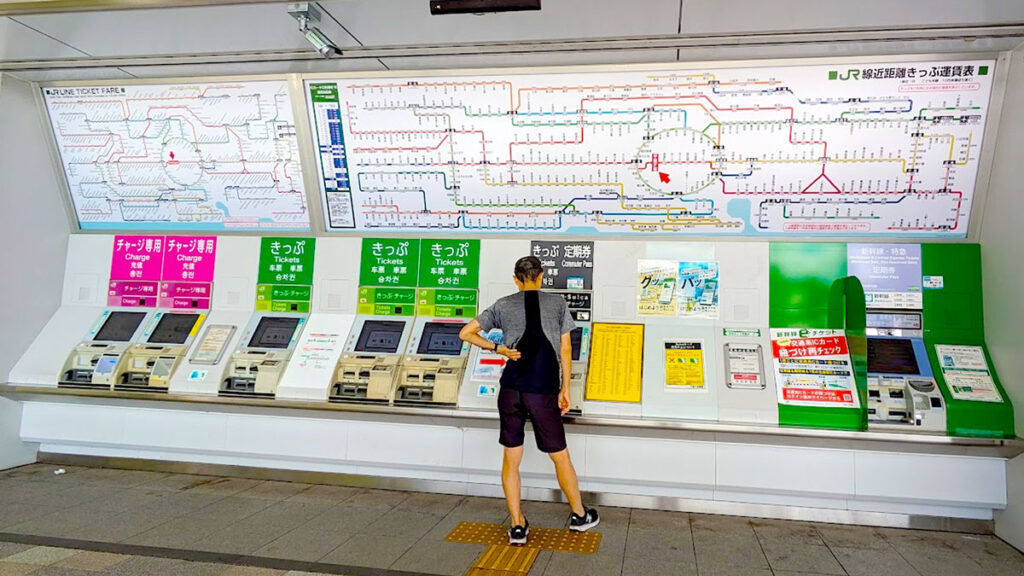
[308,60,994,236]
[44,81,309,230]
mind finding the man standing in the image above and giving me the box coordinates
[459,256,599,546]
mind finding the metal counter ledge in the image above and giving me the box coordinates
[1,383,1021,458]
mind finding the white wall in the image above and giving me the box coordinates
[0,73,70,468]
[982,45,1024,551]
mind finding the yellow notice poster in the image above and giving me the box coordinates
[664,340,706,391]
[585,323,645,403]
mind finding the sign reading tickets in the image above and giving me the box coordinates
[358,238,419,315]
[935,344,1003,403]
[159,236,217,309]
[770,329,859,408]
[417,239,480,317]
[585,323,644,403]
[256,237,316,312]
[664,340,706,391]
[109,235,164,307]
[530,241,594,290]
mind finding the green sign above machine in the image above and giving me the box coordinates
[358,238,480,317]
[256,237,316,312]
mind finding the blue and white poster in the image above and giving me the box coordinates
[677,262,719,318]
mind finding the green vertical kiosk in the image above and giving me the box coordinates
[921,244,1014,438]
[769,243,868,431]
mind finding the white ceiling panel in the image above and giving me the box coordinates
[0,16,87,60]
[125,57,387,78]
[320,0,681,45]
[14,3,357,57]
[379,49,679,72]
[8,67,134,82]
[681,0,1024,34]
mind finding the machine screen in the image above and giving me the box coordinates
[94,311,147,342]
[866,312,922,330]
[417,322,465,356]
[247,317,301,349]
[355,320,406,353]
[148,313,201,345]
[570,327,583,361]
[867,338,919,375]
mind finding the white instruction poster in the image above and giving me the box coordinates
[771,328,859,408]
[935,344,1003,403]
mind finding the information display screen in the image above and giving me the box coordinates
[147,313,201,345]
[94,311,147,342]
[417,322,465,356]
[867,338,920,375]
[247,317,301,349]
[570,327,583,361]
[355,320,406,353]
[866,312,922,330]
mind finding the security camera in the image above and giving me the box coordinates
[288,2,341,58]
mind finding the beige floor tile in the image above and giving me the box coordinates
[0,562,41,576]
[219,567,287,576]
[1,548,79,567]
[53,552,129,572]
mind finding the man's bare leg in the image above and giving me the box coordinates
[549,448,585,516]
[502,446,526,525]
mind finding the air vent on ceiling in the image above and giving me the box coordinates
[430,0,541,15]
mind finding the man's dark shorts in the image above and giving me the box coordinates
[497,387,567,453]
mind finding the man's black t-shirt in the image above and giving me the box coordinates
[499,291,560,394]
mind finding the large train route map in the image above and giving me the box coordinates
[308,60,994,236]
[44,81,309,230]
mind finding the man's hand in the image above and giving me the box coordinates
[497,345,522,361]
[558,387,571,415]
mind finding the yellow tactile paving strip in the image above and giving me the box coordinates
[447,522,602,554]
[465,569,525,576]
[474,544,539,572]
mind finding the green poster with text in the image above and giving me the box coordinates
[359,238,420,287]
[256,237,316,312]
[418,239,480,289]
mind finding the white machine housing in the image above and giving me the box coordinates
[332,315,414,404]
[113,310,207,393]
[396,317,470,406]
[865,310,946,432]
[219,312,307,398]
[59,308,155,390]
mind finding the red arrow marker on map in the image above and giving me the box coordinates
[659,172,670,184]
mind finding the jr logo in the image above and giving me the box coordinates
[828,69,860,81]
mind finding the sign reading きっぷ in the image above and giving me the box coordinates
[159,236,217,309]
[417,239,480,317]
[256,237,316,312]
[530,241,594,290]
[109,235,164,307]
[357,239,420,315]
[771,328,859,409]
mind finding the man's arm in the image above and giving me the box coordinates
[459,319,521,360]
[558,331,572,414]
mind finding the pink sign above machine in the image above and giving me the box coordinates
[108,235,164,307]
[159,236,217,309]
[108,235,218,309]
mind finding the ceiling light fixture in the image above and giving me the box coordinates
[288,2,340,58]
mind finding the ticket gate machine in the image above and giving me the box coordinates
[114,311,206,393]
[331,316,413,404]
[219,312,307,398]
[59,310,154,390]
[866,310,945,431]
[396,318,469,406]
[567,325,590,414]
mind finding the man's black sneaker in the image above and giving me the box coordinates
[508,519,529,545]
[569,507,600,532]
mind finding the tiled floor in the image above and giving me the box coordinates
[0,463,1022,576]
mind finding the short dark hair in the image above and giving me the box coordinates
[514,256,544,283]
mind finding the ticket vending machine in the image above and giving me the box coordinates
[396,318,469,406]
[59,309,153,390]
[113,311,206,393]
[219,312,307,398]
[865,310,945,431]
[567,325,590,414]
[331,317,414,404]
